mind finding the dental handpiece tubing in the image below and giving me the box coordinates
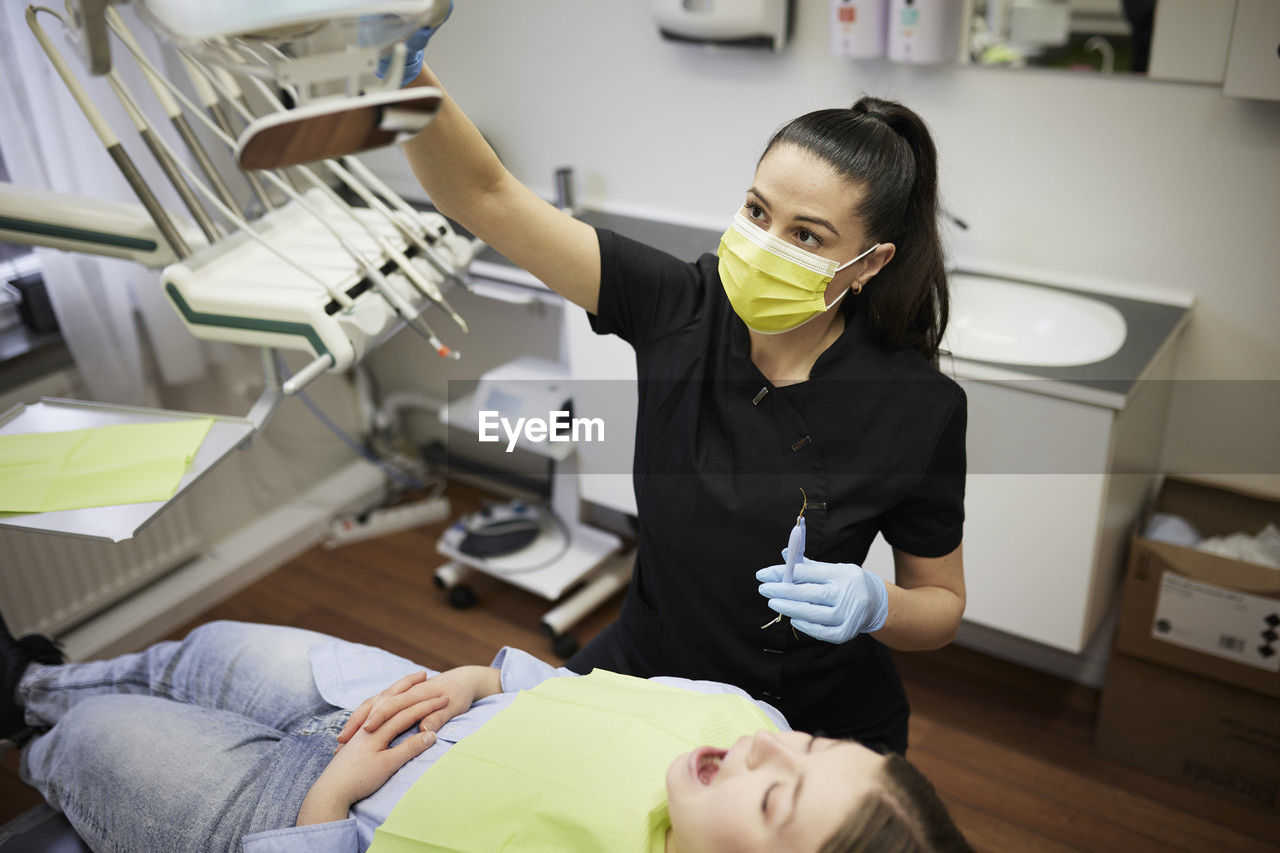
[783,517,806,584]
[27,7,189,258]
[104,6,240,220]
[106,145,191,259]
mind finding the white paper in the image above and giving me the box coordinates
[1151,572,1280,673]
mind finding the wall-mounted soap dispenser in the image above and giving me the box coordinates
[887,0,969,64]
[650,0,795,52]
[831,0,890,59]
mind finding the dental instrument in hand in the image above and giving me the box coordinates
[761,489,808,630]
[758,556,889,645]
[755,484,889,644]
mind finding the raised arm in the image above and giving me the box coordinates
[401,67,602,313]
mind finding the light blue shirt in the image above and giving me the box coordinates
[241,640,789,853]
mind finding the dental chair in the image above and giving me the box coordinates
[1,1,456,844]
[0,805,89,853]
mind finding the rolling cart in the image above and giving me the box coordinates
[434,357,629,657]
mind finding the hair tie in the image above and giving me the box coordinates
[854,105,897,134]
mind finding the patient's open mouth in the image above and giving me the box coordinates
[690,747,726,785]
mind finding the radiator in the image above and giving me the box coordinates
[0,500,204,638]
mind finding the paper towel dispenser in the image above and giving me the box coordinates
[650,0,794,52]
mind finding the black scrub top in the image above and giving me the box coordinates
[568,228,967,752]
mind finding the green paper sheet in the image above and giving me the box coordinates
[0,418,213,513]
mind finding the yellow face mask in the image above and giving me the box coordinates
[718,210,878,335]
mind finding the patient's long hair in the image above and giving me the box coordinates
[819,753,972,853]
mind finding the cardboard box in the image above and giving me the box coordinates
[1116,477,1280,698]
[1096,652,1280,814]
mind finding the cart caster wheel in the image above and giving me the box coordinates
[447,584,477,609]
[551,632,579,660]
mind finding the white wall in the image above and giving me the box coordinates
[365,0,1280,494]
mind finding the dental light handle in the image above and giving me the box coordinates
[783,516,806,584]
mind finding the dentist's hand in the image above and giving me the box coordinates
[373,1,453,86]
[757,549,889,644]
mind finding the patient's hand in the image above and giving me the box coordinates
[297,695,438,826]
[336,666,502,749]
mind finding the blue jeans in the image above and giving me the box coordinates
[18,621,350,853]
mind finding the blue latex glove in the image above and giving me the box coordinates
[373,1,453,87]
[756,549,889,644]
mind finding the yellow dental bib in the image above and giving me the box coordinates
[368,670,779,852]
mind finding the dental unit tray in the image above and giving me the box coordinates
[0,398,254,543]
[163,188,469,372]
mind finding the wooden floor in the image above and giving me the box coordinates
[3,481,1275,850]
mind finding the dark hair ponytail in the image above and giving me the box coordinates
[761,97,948,362]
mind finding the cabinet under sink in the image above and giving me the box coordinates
[864,266,1193,654]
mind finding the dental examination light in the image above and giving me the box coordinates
[0,1,476,541]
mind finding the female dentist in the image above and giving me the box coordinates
[394,17,966,754]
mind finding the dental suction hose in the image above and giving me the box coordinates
[106,7,243,216]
